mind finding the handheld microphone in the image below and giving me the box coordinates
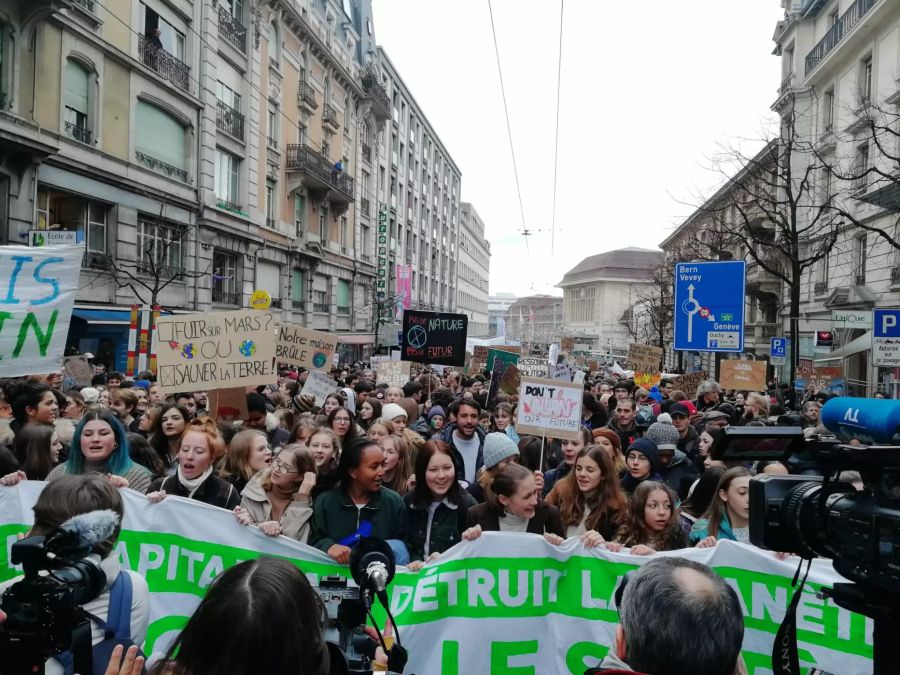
[349,538,395,605]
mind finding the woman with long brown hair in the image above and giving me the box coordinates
[546,445,628,544]
[608,481,688,555]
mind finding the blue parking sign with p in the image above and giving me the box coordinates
[874,309,900,337]
[770,337,786,358]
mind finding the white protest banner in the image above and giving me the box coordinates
[154,310,277,392]
[377,361,411,387]
[518,356,549,378]
[275,324,337,371]
[551,363,572,381]
[517,376,583,441]
[0,483,874,675]
[573,370,586,385]
[0,244,82,376]
[301,369,339,406]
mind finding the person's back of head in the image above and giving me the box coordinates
[155,557,328,675]
[617,557,743,675]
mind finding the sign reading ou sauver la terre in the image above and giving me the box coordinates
[400,310,468,367]
[275,325,337,371]
[0,244,83,377]
[517,376,583,441]
[154,310,277,392]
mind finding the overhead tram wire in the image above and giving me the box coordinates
[487,0,530,257]
[550,0,564,257]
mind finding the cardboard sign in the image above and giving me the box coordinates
[719,360,767,391]
[300,369,339,406]
[275,325,337,371]
[473,346,489,362]
[627,343,663,373]
[499,363,521,395]
[370,355,392,366]
[62,355,93,389]
[518,357,549,379]
[207,387,249,423]
[560,337,575,352]
[0,244,83,377]
[551,364,572,381]
[155,310,277,392]
[516,376,583,441]
[401,310,467,366]
[675,370,707,397]
[487,349,519,371]
[588,360,599,372]
[377,361,411,387]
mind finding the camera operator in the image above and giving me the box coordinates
[586,557,744,675]
[0,474,150,674]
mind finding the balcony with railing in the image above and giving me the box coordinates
[212,288,240,305]
[298,80,318,111]
[216,100,244,139]
[71,0,95,12]
[361,73,391,122]
[361,141,372,163]
[284,144,354,205]
[322,103,340,131]
[217,7,246,52]
[65,121,92,145]
[805,0,877,76]
[138,35,189,92]
[313,302,330,313]
[135,151,188,182]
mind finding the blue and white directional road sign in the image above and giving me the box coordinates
[873,308,900,367]
[673,261,746,352]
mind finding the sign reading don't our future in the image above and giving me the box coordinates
[155,310,277,392]
[400,309,467,367]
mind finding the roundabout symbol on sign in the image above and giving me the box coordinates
[407,325,427,349]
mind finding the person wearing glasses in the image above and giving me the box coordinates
[234,444,317,542]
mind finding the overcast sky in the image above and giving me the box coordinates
[373,0,785,297]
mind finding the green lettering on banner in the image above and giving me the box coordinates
[441,640,460,674]
[566,642,609,675]
[12,310,58,358]
[491,640,539,674]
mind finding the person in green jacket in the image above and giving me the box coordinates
[405,439,476,569]
[310,438,410,565]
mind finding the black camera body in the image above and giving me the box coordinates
[0,532,107,675]
[315,575,374,673]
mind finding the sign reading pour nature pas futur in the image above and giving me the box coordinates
[0,245,83,377]
[401,310,467,367]
[155,310,277,392]
[517,376,583,441]
[275,325,337,371]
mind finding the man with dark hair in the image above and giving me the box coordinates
[587,557,744,675]
[402,380,423,402]
[354,380,374,409]
[440,398,486,483]
[106,372,124,390]
[245,392,290,448]
[604,398,642,450]
[659,377,675,400]
[175,392,197,419]
[613,380,632,400]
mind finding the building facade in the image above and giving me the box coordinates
[557,248,664,358]
[0,0,467,370]
[457,202,490,336]
[488,292,517,337]
[504,295,564,346]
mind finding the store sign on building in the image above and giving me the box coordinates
[377,203,389,301]
[830,310,872,330]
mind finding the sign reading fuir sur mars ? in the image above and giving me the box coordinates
[400,310,467,367]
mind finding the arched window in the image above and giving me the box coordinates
[268,21,280,67]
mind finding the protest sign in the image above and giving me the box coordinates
[588,360,599,372]
[518,357,549,379]
[300,369,339,406]
[633,372,661,390]
[573,370,586,385]
[473,345,489,362]
[206,386,249,423]
[401,310,467,366]
[275,325,336,371]
[517,376,583,440]
[377,361,411,387]
[499,363,521,395]
[369,355,391,366]
[719,359,767,391]
[627,343,663,373]
[62,355,93,389]
[486,348,519,372]
[675,370,707,397]
[796,365,845,394]
[0,244,82,376]
[155,310,277,392]
[486,355,507,407]
[560,337,575,351]
[0,483,875,675]
[551,363,572,381]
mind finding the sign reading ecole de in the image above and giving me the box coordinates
[673,261,745,352]
[872,308,900,367]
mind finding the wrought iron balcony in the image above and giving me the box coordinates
[212,288,240,305]
[138,34,189,92]
[284,144,354,204]
[135,151,188,182]
[805,0,877,75]
[361,141,372,163]
[313,302,330,313]
[337,305,350,315]
[361,73,391,122]
[71,0,95,12]
[217,7,246,52]
[292,299,305,310]
[216,100,244,139]
[65,121,92,144]
[322,103,340,130]
[298,80,318,110]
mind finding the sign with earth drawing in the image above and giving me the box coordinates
[401,310,468,367]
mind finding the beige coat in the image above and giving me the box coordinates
[240,473,313,543]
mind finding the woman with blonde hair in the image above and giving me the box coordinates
[367,418,395,444]
[220,430,273,493]
[380,434,411,495]
[234,443,317,542]
[147,418,240,509]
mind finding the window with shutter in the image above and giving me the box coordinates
[135,101,188,180]
[336,279,349,314]
[64,60,90,141]
[291,269,304,309]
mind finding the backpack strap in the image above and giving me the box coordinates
[104,570,134,640]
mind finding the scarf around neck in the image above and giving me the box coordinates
[177,464,214,497]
